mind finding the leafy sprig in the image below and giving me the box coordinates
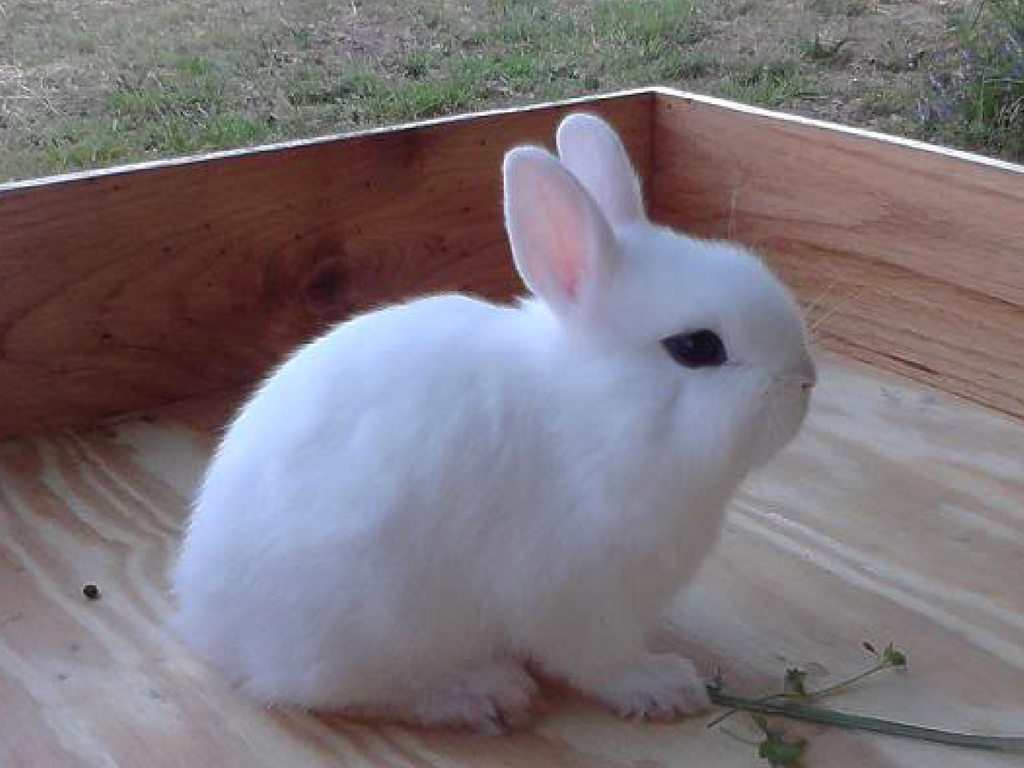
[754,716,808,768]
[706,640,1024,766]
[706,639,908,731]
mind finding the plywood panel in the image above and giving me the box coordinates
[1,353,1022,767]
[0,93,653,439]
[651,90,1024,420]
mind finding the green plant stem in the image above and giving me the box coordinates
[707,687,1024,753]
[706,691,777,729]
[718,725,761,748]
[799,662,887,700]
[706,661,891,729]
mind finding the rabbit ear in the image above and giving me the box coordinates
[556,113,645,228]
[503,146,618,315]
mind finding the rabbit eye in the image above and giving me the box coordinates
[661,330,727,368]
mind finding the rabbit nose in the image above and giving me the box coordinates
[797,355,817,391]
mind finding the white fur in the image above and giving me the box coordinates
[170,113,815,731]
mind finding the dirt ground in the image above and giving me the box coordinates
[694,0,961,128]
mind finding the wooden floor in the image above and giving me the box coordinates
[1,352,1022,768]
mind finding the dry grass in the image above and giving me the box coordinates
[0,0,980,182]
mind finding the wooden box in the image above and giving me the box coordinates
[1,88,1021,767]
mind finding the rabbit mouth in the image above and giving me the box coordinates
[747,383,811,468]
[773,366,817,392]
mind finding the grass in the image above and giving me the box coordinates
[806,0,871,18]
[798,33,852,66]
[2,0,701,179]
[919,0,1024,159]
[0,0,1018,181]
[718,58,815,104]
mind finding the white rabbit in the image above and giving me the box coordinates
[171,113,816,732]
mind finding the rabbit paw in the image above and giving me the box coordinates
[591,653,710,721]
[406,660,538,734]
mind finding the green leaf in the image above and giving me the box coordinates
[758,729,808,767]
[883,643,908,668]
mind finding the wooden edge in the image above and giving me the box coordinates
[7,85,1020,190]
[0,88,659,193]
[4,83,1021,432]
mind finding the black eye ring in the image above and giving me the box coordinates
[661,329,727,368]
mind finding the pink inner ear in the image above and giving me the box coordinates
[537,186,588,303]
[505,145,614,312]
[551,229,581,301]
[564,274,579,301]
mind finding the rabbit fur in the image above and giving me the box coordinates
[170,112,816,732]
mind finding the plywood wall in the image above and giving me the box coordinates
[0,94,653,439]
[651,90,1024,421]
[2,88,1022,436]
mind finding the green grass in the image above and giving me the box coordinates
[860,83,920,119]
[718,57,815,105]
[0,0,1016,181]
[2,0,705,179]
[806,0,870,18]
[797,33,852,66]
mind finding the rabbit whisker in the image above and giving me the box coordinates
[806,285,866,340]
[801,277,841,321]
[727,187,740,240]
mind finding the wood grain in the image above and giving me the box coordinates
[0,92,653,439]
[0,352,1021,767]
[651,90,1024,420]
